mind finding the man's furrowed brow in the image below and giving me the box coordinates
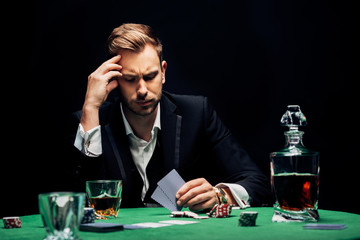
[122,73,138,78]
[144,70,159,77]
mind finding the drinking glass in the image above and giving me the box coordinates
[38,192,85,240]
[86,180,122,218]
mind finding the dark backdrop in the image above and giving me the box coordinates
[2,0,358,217]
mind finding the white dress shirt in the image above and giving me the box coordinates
[74,102,250,207]
[120,103,161,201]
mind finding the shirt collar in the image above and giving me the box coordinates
[120,102,161,136]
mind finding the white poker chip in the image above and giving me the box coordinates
[170,211,185,217]
[184,211,198,218]
[193,216,210,219]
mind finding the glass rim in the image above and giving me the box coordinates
[38,192,86,197]
[86,180,122,184]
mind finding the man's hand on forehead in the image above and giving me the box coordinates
[85,55,123,108]
[81,55,124,131]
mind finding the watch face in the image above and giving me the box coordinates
[216,188,228,204]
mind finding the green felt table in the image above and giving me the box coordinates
[1,207,359,240]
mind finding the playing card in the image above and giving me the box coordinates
[159,220,199,225]
[151,186,178,211]
[157,169,185,206]
[124,224,148,230]
[303,224,347,230]
[151,169,185,211]
[128,222,172,228]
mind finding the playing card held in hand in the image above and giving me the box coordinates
[151,169,185,211]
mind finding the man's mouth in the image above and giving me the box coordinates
[136,99,153,107]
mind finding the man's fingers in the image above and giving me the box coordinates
[84,55,122,110]
[103,70,123,82]
[176,187,199,206]
[98,63,122,75]
[189,197,217,211]
[104,70,122,95]
[96,55,122,74]
[106,79,119,94]
[107,54,122,63]
[176,178,214,208]
[183,190,213,208]
[176,178,204,199]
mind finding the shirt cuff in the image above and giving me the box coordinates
[74,124,102,157]
[215,183,250,209]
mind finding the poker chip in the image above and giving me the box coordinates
[81,207,96,224]
[170,211,209,219]
[208,204,232,218]
[238,211,258,226]
[3,217,22,229]
[192,215,210,220]
[170,211,185,217]
[184,211,198,218]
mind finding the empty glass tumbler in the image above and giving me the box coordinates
[38,192,85,240]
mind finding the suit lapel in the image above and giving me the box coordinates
[104,99,135,181]
[160,94,182,172]
[104,100,144,206]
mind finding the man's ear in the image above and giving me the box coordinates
[161,60,167,84]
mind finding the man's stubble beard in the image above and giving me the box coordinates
[121,91,162,117]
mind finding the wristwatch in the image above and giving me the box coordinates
[213,187,228,204]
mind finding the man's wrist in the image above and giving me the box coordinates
[81,103,100,132]
[82,101,100,113]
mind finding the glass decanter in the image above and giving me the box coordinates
[270,105,320,222]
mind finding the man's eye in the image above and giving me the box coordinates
[144,73,158,81]
[143,76,154,81]
[124,78,135,82]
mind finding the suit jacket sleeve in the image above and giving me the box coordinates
[202,98,272,206]
[65,110,105,192]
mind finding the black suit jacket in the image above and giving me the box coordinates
[69,91,271,207]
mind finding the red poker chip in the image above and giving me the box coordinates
[3,217,22,229]
[208,204,232,218]
[170,211,185,217]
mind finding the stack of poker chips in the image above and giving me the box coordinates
[3,217,22,229]
[81,207,96,224]
[238,211,258,226]
[208,204,232,218]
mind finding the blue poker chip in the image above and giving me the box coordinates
[82,207,96,224]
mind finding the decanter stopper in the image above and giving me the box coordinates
[280,105,307,130]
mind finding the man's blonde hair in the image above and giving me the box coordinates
[107,23,163,62]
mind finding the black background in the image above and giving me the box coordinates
[2,0,358,217]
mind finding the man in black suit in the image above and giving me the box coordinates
[72,23,271,210]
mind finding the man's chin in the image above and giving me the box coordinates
[127,102,158,117]
[135,108,156,117]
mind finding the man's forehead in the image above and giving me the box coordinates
[122,67,159,76]
[118,45,160,74]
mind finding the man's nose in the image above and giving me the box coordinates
[137,79,148,98]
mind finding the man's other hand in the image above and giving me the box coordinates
[176,178,218,211]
